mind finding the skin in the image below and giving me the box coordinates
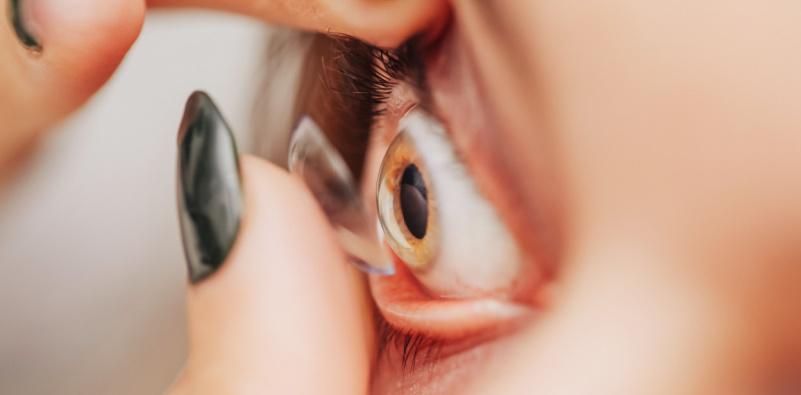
[1,1,799,394]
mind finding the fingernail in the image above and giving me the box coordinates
[8,0,42,52]
[177,91,243,284]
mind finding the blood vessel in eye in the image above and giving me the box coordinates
[400,164,428,239]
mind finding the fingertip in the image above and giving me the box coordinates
[26,0,145,86]
[333,0,450,48]
[233,154,353,287]
[184,155,373,393]
[28,0,145,49]
[0,0,145,139]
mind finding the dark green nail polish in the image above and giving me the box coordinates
[8,0,41,51]
[177,91,243,284]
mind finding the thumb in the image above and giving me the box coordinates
[169,92,374,394]
[0,0,144,164]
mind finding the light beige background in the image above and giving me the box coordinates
[0,11,268,395]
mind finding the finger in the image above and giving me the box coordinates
[170,92,374,394]
[0,0,145,165]
[146,0,448,48]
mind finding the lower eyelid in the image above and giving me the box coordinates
[369,261,535,339]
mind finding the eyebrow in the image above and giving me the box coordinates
[297,35,426,180]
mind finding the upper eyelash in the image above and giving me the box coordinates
[300,34,425,181]
[322,35,426,120]
[313,37,445,374]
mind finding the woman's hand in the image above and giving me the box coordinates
[0,0,442,170]
[0,0,144,168]
[0,1,439,393]
[0,0,443,392]
[168,155,375,394]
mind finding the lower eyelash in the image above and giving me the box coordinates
[376,314,444,372]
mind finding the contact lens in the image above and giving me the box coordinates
[288,116,395,276]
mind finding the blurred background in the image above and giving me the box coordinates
[0,10,270,394]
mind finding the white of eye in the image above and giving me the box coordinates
[383,109,523,297]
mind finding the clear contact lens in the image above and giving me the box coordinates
[288,116,395,276]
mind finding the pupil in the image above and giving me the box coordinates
[399,164,428,239]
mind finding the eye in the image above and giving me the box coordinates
[377,109,523,298]
[377,126,439,271]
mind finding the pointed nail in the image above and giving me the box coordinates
[8,0,41,52]
[177,91,243,284]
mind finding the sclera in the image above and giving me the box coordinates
[377,109,524,298]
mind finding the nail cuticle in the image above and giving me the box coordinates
[177,91,243,284]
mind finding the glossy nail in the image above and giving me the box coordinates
[177,91,243,284]
[288,116,394,276]
[8,0,41,51]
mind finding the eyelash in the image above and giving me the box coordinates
[322,36,442,371]
[298,34,427,182]
[376,313,444,371]
[322,35,426,121]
